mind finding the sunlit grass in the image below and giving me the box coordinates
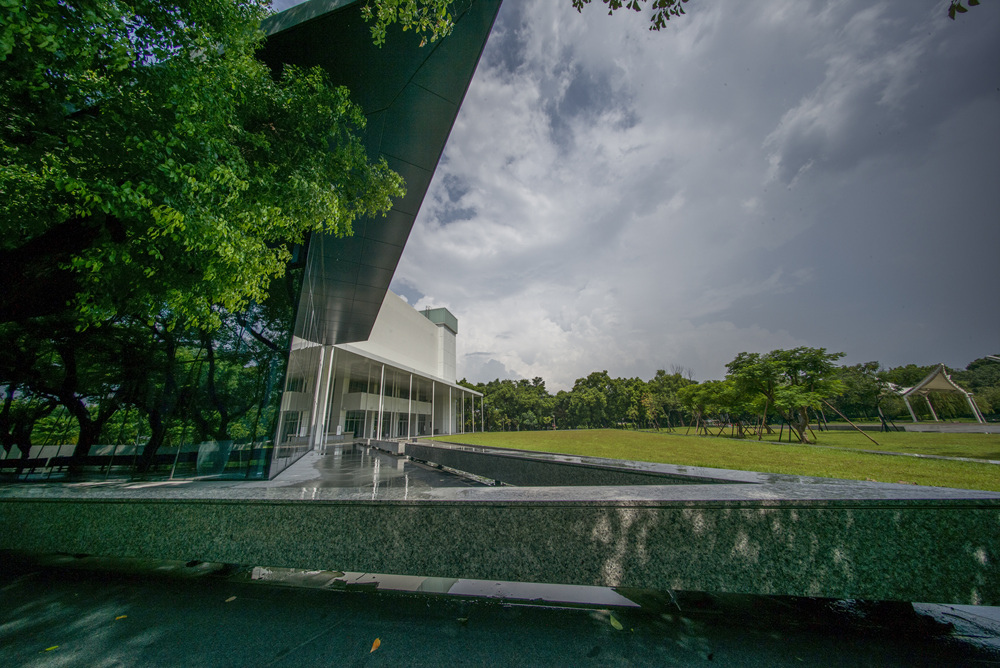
[431,429,1000,492]
[651,426,1000,460]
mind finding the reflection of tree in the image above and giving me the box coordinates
[0,323,57,457]
[0,388,56,459]
[1,318,143,465]
[0,267,297,476]
[193,309,283,444]
[133,321,199,472]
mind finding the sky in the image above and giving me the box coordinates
[276,0,1000,391]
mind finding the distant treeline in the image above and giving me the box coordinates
[458,354,1000,435]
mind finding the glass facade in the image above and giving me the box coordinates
[0,261,304,480]
[266,345,481,476]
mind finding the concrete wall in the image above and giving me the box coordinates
[406,443,733,486]
[350,292,454,381]
[437,326,456,383]
[2,494,998,605]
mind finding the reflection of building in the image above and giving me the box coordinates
[276,291,481,463]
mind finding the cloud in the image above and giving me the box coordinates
[388,0,999,389]
[461,354,523,383]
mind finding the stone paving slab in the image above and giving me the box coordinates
[2,552,1000,667]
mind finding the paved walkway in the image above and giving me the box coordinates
[3,552,1000,667]
[902,422,1000,434]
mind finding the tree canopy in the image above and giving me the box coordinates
[363,0,976,49]
[1,0,404,330]
[362,0,694,47]
[0,0,406,468]
[726,348,844,444]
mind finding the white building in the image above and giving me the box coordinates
[272,291,482,469]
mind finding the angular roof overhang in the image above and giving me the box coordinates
[258,0,500,345]
[901,363,972,397]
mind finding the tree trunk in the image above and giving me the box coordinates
[137,411,167,473]
[791,407,811,444]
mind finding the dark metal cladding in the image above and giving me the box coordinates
[258,0,502,345]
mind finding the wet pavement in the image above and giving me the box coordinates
[287,442,487,492]
[2,552,1000,667]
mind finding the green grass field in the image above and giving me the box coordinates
[431,429,1000,492]
[672,427,1000,460]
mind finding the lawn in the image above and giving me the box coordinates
[431,429,1000,492]
[671,426,1000,461]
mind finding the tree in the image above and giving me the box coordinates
[367,0,972,47]
[678,380,722,434]
[647,369,696,428]
[364,0,694,47]
[948,0,983,20]
[1,0,403,330]
[726,347,844,444]
[570,0,691,30]
[363,0,458,46]
[832,361,886,421]
[882,364,939,389]
[568,386,608,429]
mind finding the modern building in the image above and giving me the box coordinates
[260,0,497,476]
[272,290,482,473]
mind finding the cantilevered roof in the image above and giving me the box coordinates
[258,0,500,345]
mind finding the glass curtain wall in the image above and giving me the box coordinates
[274,348,466,444]
[0,258,303,480]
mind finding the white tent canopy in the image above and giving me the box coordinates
[896,364,985,424]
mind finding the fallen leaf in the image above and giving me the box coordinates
[115,615,127,621]
[609,613,623,631]
[225,596,237,603]
[370,638,381,653]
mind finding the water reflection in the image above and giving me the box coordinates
[293,443,484,492]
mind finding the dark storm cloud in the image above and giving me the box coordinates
[765,3,1000,185]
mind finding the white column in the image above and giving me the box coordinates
[431,381,435,436]
[388,368,395,438]
[449,386,453,435]
[310,345,335,451]
[407,374,413,439]
[363,361,372,438]
[307,345,324,446]
[903,395,918,422]
[376,364,386,439]
[966,393,985,424]
[926,395,939,422]
[315,346,335,451]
